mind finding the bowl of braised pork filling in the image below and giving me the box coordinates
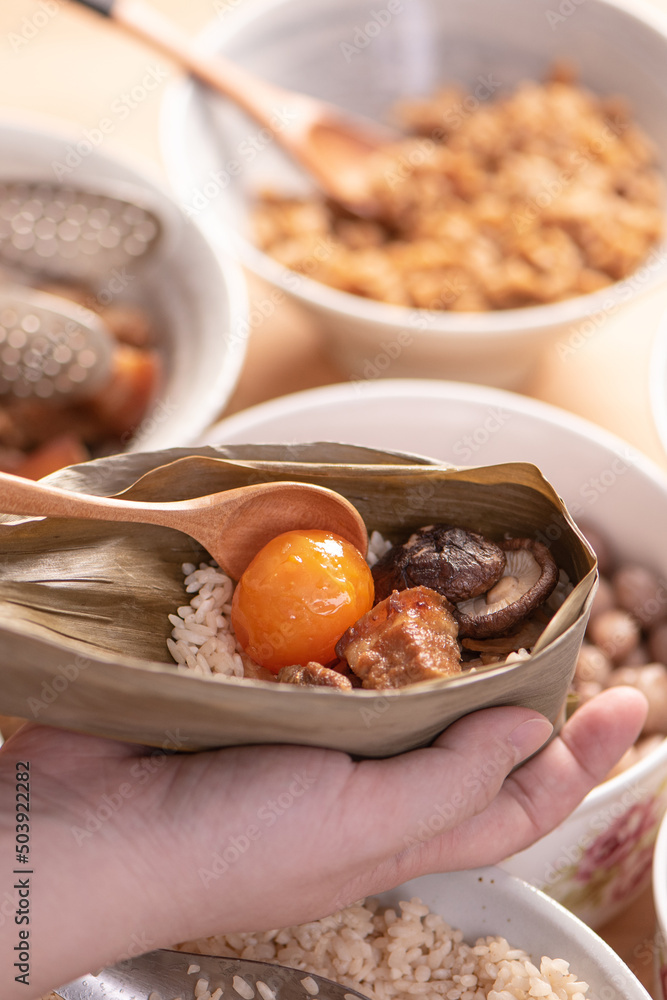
[0,119,248,479]
[162,0,667,390]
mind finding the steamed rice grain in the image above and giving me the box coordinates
[167,562,248,680]
[176,897,592,1000]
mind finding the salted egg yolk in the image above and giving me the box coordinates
[231,529,374,674]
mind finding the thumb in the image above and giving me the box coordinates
[432,707,554,766]
[423,706,554,824]
[353,706,553,857]
[333,706,553,904]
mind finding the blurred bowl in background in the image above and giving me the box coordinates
[162,0,667,391]
[652,803,667,999]
[0,119,248,467]
[201,377,667,928]
[651,308,667,462]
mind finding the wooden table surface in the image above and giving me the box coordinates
[2,0,667,995]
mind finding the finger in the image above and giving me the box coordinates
[337,706,553,867]
[552,684,648,785]
[0,722,147,763]
[432,708,553,761]
[417,685,648,871]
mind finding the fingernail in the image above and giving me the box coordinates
[508,718,554,764]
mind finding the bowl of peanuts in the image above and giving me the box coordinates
[203,377,667,928]
[163,0,667,391]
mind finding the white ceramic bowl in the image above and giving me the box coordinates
[651,310,667,461]
[369,868,649,999]
[0,118,248,452]
[162,0,667,391]
[652,808,667,999]
[179,867,649,999]
[201,378,667,929]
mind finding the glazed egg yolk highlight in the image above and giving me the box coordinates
[231,529,374,673]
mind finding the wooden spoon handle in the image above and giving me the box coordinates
[0,472,368,578]
[72,0,394,212]
[75,0,319,136]
[0,470,177,526]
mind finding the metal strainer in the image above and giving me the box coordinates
[0,178,162,285]
[0,178,163,399]
[55,950,369,1000]
[0,287,115,399]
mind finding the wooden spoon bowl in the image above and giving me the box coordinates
[0,472,368,579]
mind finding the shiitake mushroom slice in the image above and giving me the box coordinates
[372,527,559,642]
[372,524,506,603]
[454,538,559,638]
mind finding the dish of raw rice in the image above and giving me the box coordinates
[176,895,593,1000]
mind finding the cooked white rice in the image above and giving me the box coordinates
[176,896,591,1000]
[166,561,247,680]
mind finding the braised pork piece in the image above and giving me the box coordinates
[277,661,354,690]
[335,585,462,689]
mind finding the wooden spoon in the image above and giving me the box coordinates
[0,472,368,579]
[73,0,397,215]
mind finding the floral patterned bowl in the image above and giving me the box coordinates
[652,797,667,999]
[502,734,667,928]
[204,377,667,929]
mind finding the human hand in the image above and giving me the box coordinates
[0,686,647,1000]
